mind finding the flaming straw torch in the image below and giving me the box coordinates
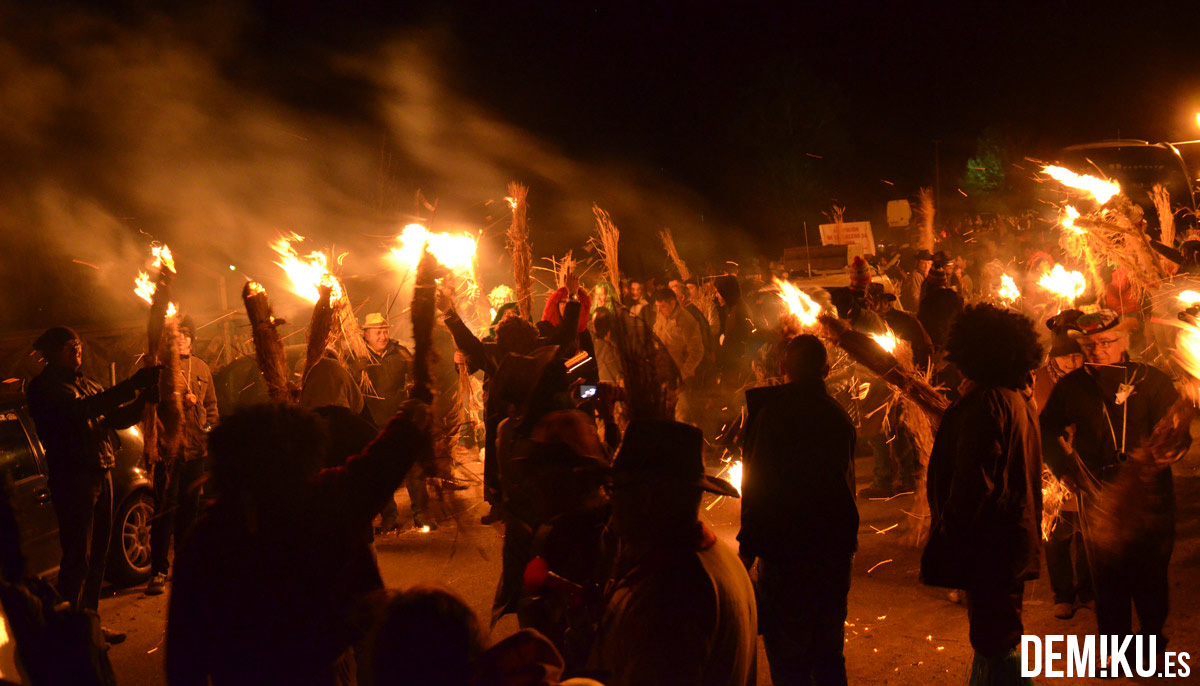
[241,281,295,404]
[135,244,182,469]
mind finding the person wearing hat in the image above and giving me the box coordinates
[588,420,756,686]
[1040,309,1186,647]
[359,313,425,531]
[920,304,1044,680]
[900,248,933,313]
[739,334,858,684]
[26,327,161,643]
[1028,311,1090,621]
[146,315,220,596]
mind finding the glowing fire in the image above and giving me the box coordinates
[1178,290,1200,305]
[271,234,344,303]
[506,196,519,211]
[770,278,821,328]
[724,460,743,495]
[1042,165,1120,204]
[134,244,177,316]
[246,281,266,296]
[1037,264,1086,301]
[870,331,898,353]
[391,223,478,274]
[1174,317,1200,383]
[998,274,1021,303]
[1060,205,1083,234]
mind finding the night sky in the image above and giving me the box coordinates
[5,0,1200,330]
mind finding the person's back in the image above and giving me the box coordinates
[593,535,755,686]
[166,404,430,686]
[740,379,857,559]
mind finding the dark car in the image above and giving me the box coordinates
[1,392,155,587]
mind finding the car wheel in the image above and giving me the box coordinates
[107,490,154,587]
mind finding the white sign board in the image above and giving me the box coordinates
[818,221,875,255]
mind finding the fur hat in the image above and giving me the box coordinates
[849,256,871,292]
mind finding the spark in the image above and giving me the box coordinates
[1042,165,1121,204]
[870,523,899,534]
[866,559,894,575]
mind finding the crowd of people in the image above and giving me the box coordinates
[1,210,1196,685]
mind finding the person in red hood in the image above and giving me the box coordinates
[541,284,592,334]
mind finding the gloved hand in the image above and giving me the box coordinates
[131,365,164,390]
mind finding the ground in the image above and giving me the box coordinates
[102,442,1200,685]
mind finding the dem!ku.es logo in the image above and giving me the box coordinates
[1021,635,1190,678]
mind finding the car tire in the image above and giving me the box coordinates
[107,490,154,587]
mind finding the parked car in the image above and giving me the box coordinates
[0,391,155,587]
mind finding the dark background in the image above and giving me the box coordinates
[3,0,1200,331]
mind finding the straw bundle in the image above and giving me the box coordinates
[592,204,621,290]
[410,247,440,405]
[141,262,174,466]
[506,182,533,320]
[303,282,335,382]
[333,292,370,362]
[155,316,184,464]
[242,281,295,404]
[817,314,948,420]
[660,228,690,280]
[553,251,577,290]
[1072,195,1167,296]
[915,188,936,252]
[1152,184,1175,249]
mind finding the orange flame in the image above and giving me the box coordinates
[770,277,821,328]
[134,244,177,315]
[390,224,478,275]
[998,274,1021,303]
[1037,264,1086,301]
[1060,205,1084,234]
[723,460,743,495]
[1043,166,1120,204]
[271,234,344,303]
[870,331,898,353]
[1177,290,1200,305]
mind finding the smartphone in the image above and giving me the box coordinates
[577,384,598,400]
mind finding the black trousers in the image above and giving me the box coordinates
[150,458,207,575]
[759,554,853,686]
[49,469,113,611]
[1045,510,1092,605]
[1089,541,1170,642]
[965,581,1025,659]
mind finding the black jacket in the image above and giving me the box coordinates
[360,340,412,427]
[921,385,1042,590]
[27,366,145,476]
[738,379,858,561]
[1040,361,1184,483]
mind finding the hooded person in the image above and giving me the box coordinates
[588,420,756,686]
[918,268,965,352]
[712,275,753,386]
[921,304,1044,684]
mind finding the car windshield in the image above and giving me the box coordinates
[1060,146,1193,208]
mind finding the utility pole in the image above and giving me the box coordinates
[933,139,942,211]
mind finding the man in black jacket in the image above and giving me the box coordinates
[921,305,1043,682]
[739,334,858,685]
[26,327,160,642]
[1040,309,1186,648]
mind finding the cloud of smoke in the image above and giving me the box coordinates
[0,5,751,347]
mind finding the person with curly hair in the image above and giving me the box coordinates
[920,304,1044,685]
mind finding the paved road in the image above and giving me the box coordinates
[103,450,1200,685]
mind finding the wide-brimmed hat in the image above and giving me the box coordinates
[867,282,897,302]
[915,249,934,262]
[932,250,954,267]
[1068,309,1137,338]
[610,420,739,498]
[362,313,389,330]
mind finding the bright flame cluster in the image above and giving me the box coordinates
[1060,205,1083,234]
[134,243,177,316]
[1043,165,1121,204]
[1037,264,1086,301]
[271,234,343,303]
[870,331,898,353]
[998,274,1021,303]
[771,278,821,328]
[1177,290,1200,305]
[391,224,478,274]
[724,460,743,495]
[1174,317,1200,385]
